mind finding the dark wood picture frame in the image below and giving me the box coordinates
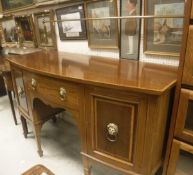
[120,0,142,60]
[144,0,185,57]
[0,0,33,12]
[56,4,87,40]
[85,0,119,49]
[34,11,57,49]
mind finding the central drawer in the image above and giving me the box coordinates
[24,72,83,110]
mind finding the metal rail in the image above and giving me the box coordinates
[43,15,185,23]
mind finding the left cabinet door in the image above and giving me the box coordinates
[12,68,29,115]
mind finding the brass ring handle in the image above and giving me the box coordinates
[106,123,118,142]
[31,78,37,91]
[59,87,66,101]
[18,86,24,97]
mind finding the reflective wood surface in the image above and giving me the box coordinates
[6,51,177,95]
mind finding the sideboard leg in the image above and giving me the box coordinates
[20,115,28,138]
[8,90,17,125]
[33,123,43,157]
[83,157,91,175]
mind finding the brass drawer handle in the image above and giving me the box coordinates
[31,78,37,90]
[107,123,118,142]
[59,87,66,101]
[18,86,24,97]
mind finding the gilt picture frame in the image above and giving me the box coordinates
[56,4,87,40]
[15,15,36,48]
[120,0,142,60]
[0,0,33,12]
[34,11,56,48]
[144,0,185,57]
[85,0,119,49]
[1,16,18,47]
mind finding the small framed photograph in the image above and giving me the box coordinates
[34,11,56,48]
[56,4,87,40]
[1,16,18,47]
[144,0,185,57]
[120,0,142,60]
[85,0,119,49]
[15,15,36,47]
[1,0,33,11]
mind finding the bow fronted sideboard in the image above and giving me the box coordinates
[7,51,177,175]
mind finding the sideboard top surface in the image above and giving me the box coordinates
[6,51,177,95]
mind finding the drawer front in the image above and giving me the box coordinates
[86,87,147,172]
[167,139,193,175]
[182,26,193,86]
[25,72,82,110]
[175,89,193,144]
[12,69,29,114]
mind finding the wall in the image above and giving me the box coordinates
[55,0,180,67]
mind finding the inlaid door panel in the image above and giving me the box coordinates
[175,89,193,144]
[86,87,147,173]
[12,68,29,114]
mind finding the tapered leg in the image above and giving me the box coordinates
[8,90,17,125]
[20,115,28,138]
[83,157,91,175]
[33,123,43,157]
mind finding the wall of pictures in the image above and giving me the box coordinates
[56,0,181,66]
[0,0,183,66]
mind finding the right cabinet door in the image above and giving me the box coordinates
[182,26,193,86]
[167,139,193,175]
[175,89,193,144]
[86,87,147,173]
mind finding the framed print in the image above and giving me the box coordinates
[85,0,119,49]
[1,16,18,47]
[144,0,185,57]
[34,11,56,48]
[120,0,142,60]
[15,15,36,47]
[56,4,87,40]
[1,0,33,11]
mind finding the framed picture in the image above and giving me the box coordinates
[144,0,185,57]
[1,16,18,46]
[85,0,119,49]
[120,0,142,60]
[0,0,33,11]
[34,11,56,48]
[56,4,87,40]
[15,15,36,47]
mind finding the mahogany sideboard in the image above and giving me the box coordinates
[7,51,177,175]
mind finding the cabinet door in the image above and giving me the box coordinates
[86,87,147,173]
[182,26,193,86]
[167,139,193,175]
[12,69,29,114]
[175,89,193,144]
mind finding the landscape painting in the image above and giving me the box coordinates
[2,18,18,43]
[144,0,185,56]
[1,0,33,11]
[37,15,53,46]
[85,0,118,49]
